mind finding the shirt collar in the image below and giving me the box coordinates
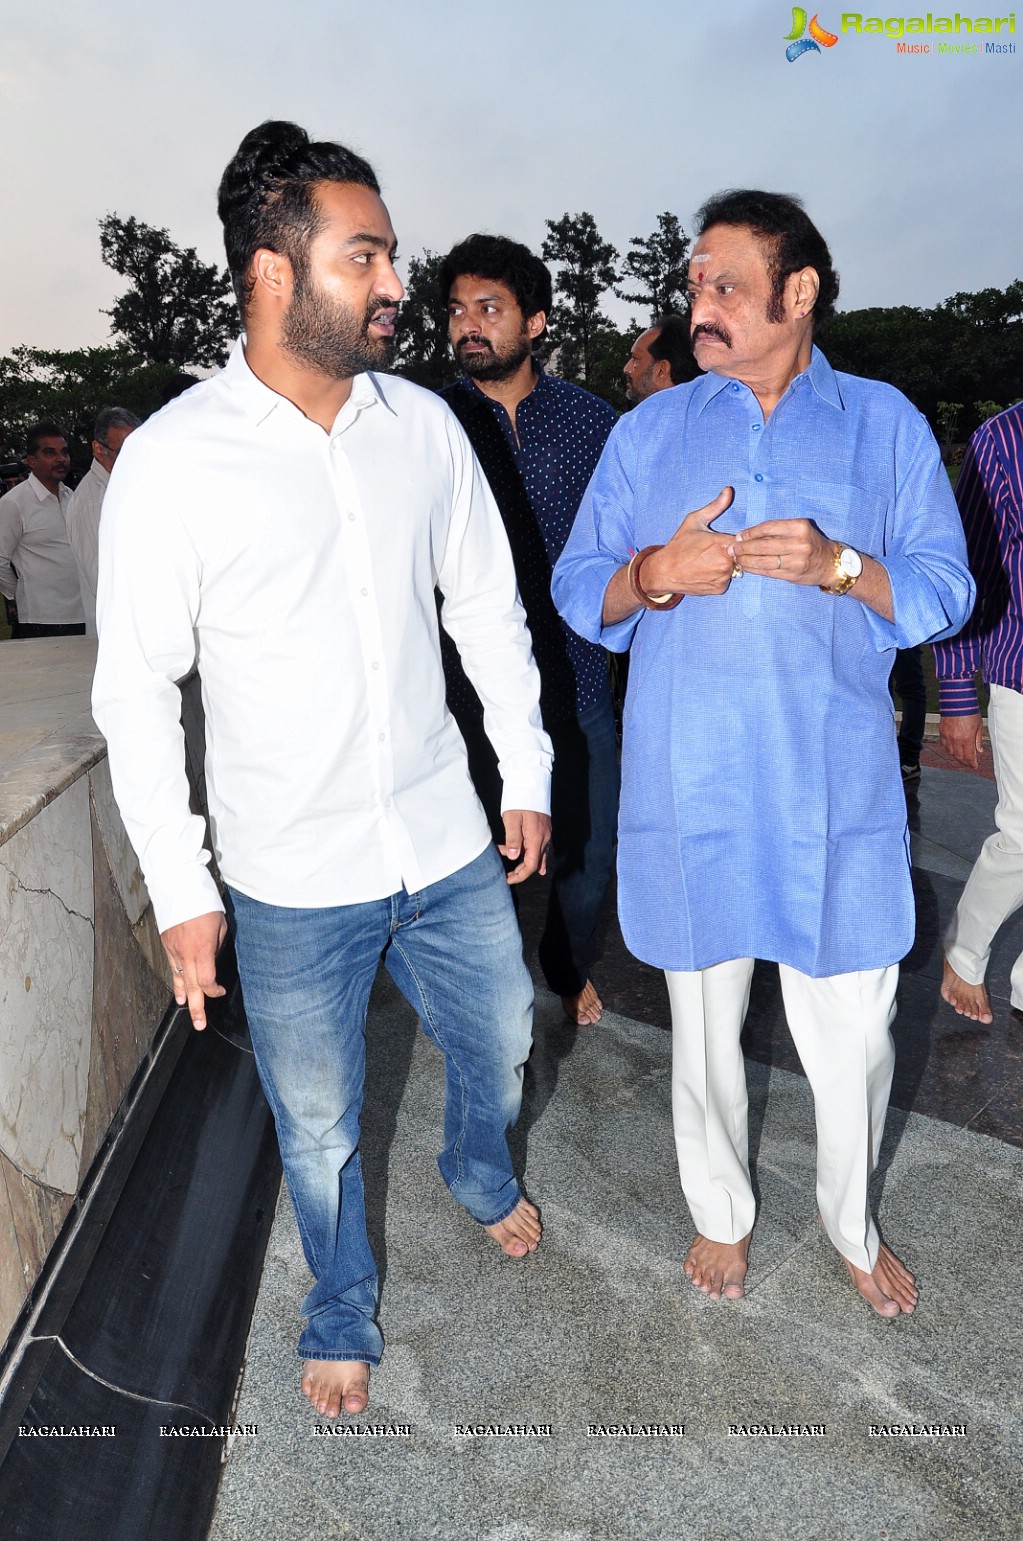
[90,458,110,488]
[803,345,844,409]
[692,344,844,416]
[27,472,65,502]
[222,337,396,429]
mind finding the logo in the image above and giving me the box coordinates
[784,8,839,59]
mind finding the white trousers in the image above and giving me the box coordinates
[665,959,898,1272]
[945,683,1023,1007]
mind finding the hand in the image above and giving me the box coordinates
[732,519,835,585]
[641,486,738,597]
[939,713,984,770]
[161,910,228,1030]
[499,810,552,884]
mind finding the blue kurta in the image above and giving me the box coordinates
[552,349,975,976]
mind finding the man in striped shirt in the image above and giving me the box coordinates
[935,403,1023,1022]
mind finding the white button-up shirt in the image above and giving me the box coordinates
[0,473,84,624]
[92,342,552,932]
[66,458,109,636]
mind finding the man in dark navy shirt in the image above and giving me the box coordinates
[438,234,618,1026]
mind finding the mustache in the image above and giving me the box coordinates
[455,334,494,353]
[692,322,731,348]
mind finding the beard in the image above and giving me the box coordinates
[455,330,533,382]
[282,267,396,378]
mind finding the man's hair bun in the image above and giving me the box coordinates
[217,121,380,312]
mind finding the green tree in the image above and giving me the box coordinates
[936,401,964,445]
[392,251,457,390]
[616,212,691,320]
[542,213,619,382]
[578,325,638,412]
[826,280,1023,440]
[99,214,237,369]
[0,345,196,470]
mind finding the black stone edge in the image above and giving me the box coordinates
[0,996,191,1425]
[0,943,281,1508]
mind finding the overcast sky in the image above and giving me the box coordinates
[3,0,1020,355]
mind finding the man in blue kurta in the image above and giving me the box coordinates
[553,191,974,1317]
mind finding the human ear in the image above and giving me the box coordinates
[791,266,820,320]
[251,248,294,306]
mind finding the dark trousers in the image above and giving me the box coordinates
[891,646,927,765]
[11,621,86,639]
[454,693,620,998]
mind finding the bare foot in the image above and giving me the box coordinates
[562,979,603,1027]
[301,1360,370,1417]
[941,957,993,1024]
[843,1243,918,1317]
[485,1196,542,1257]
[683,1232,750,1300]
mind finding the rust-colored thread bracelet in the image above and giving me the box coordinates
[627,545,683,611]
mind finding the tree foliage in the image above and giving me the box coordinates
[99,214,237,369]
[825,279,1023,439]
[616,212,691,320]
[0,345,196,469]
[542,213,619,382]
[392,251,457,390]
[573,325,636,412]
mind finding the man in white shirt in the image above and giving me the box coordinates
[66,407,140,635]
[92,121,553,1419]
[0,423,85,637]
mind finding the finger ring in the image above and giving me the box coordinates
[731,564,742,579]
[776,555,782,571]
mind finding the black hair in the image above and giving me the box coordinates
[694,189,840,328]
[438,235,553,326]
[25,422,66,455]
[647,315,692,384]
[217,120,380,313]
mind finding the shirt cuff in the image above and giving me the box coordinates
[499,766,552,818]
[937,680,981,717]
[147,863,225,936]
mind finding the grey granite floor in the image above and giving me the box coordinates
[209,978,1023,1541]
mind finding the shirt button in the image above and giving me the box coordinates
[754,473,764,482]
[360,587,369,597]
[378,731,386,742]
[371,660,380,671]
[752,424,761,432]
[347,511,356,521]
[731,383,741,392]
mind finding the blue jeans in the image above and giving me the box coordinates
[229,845,534,1366]
[455,692,620,997]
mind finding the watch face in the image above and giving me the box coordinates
[838,546,863,578]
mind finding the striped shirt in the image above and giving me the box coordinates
[934,404,1023,716]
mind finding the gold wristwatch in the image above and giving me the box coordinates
[820,543,863,596]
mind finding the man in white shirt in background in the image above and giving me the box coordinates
[0,423,85,637]
[92,121,552,1420]
[66,407,140,636]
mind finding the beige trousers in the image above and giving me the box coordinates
[945,682,1023,1007]
[665,959,898,1272]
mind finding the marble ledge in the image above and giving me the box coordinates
[0,714,107,850]
[0,638,106,849]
